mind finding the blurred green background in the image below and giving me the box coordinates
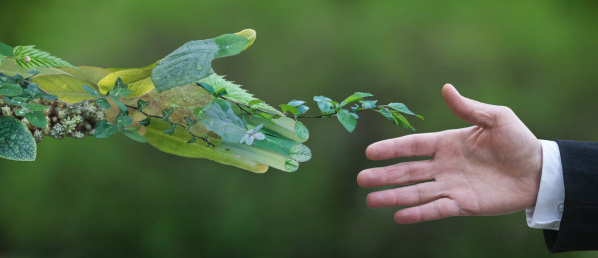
[1,0,598,257]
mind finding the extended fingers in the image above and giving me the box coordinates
[358,160,434,188]
[394,198,461,224]
[366,182,444,208]
[366,133,440,160]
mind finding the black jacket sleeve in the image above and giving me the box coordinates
[544,140,598,253]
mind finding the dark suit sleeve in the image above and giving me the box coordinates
[543,140,598,253]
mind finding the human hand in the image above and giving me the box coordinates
[358,84,542,224]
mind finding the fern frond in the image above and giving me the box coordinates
[12,45,75,70]
[200,74,283,115]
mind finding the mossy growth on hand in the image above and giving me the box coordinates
[0,29,423,173]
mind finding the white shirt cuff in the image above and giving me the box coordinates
[525,140,565,230]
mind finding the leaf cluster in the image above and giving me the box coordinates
[82,78,145,143]
[276,92,423,133]
[0,72,56,128]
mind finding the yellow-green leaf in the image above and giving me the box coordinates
[32,74,99,104]
[59,66,112,85]
[143,118,268,173]
[98,66,155,97]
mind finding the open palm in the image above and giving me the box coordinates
[358,84,542,224]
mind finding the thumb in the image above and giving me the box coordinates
[442,84,502,128]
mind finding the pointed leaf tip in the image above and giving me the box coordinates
[235,29,256,50]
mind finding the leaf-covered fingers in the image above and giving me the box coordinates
[365,133,440,160]
[366,182,443,208]
[357,160,434,188]
[393,198,460,224]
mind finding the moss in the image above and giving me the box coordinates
[0,96,103,142]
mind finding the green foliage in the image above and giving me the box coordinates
[313,96,335,114]
[195,99,247,143]
[32,74,99,104]
[0,83,23,96]
[97,64,155,97]
[93,120,119,138]
[143,118,268,173]
[0,116,36,161]
[24,111,47,128]
[0,29,421,173]
[336,109,357,133]
[199,74,282,115]
[12,45,75,70]
[294,121,309,141]
[340,92,373,108]
[151,29,255,93]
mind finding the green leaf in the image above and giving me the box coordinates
[12,45,75,70]
[115,112,133,128]
[294,121,309,141]
[121,129,146,143]
[94,120,118,138]
[162,124,176,135]
[248,99,263,106]
[197,82,215,95]
[296,105,309,116]
[25,103,48,111]
[0,83,23,96]
[377,109,397,125]
[16,107,28,116]
[96,98,111,109]
[82,85,100,97]
[0,41,13,57]
[284,159,299,172]
[59,66,112,85]
[313,96,334,113]
[111,97,127,112]
[377,109,414,130]
[24,84,43,99]
[199,74,282,115]
[387,102,424,119]
[32,74,99,104]
[215,89,228,98]
[279,104,298,116]
[136,99,150,111]
[151,29,255,93]
[392,111,415,130]
[287,100,305,107]
[139,117,151,126]
[114,77,126,89]
[108,88,132,98]
[359,100,378,109]
[143,118,268,173]
[161,108,175,121]
[337,109,357,133]
[0,116,36,161]
[196,99,247,142]
[5,97,27,106]
[24,111,47,128]
[340,92,373,108]
[184,116,196,126]
[213,33,252,58]
[187,137,197,143]
[97,66,155,98]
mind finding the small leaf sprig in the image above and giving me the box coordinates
[197,82,423,136]
[0,71,58,129]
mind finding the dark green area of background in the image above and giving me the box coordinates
[1,0,597,257]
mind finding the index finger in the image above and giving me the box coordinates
[366,133,440,160]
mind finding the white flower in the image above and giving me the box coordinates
[240,124,266,145]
